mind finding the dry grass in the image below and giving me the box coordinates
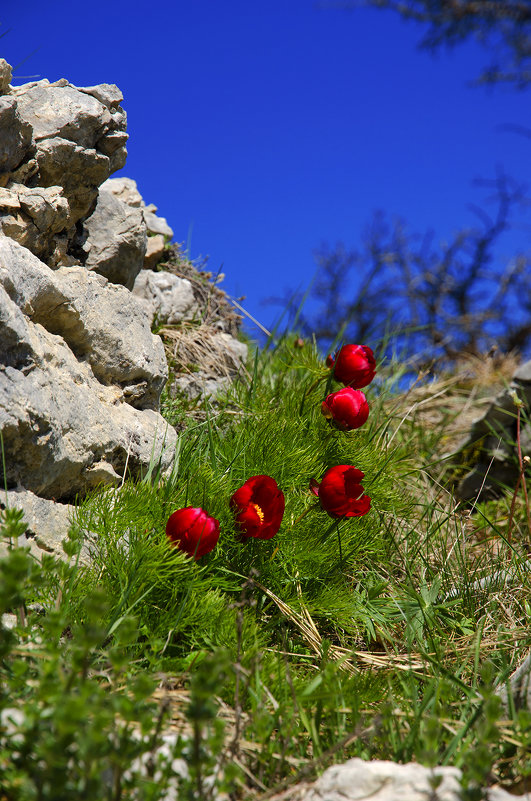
[159,243,242,335]
[384,351,519,458]
[160,322,249,382]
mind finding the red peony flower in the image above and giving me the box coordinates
[166,507,220,559]
[230,475,285,540]
[327,344,376,389]
[321,387,369,431]
[310,465,371,518]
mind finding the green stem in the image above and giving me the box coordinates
[336,521,343,569]
[299,372,328,415]
[291,503,320,528]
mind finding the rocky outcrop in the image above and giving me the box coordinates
[72,177,176,289]
[0,70,175,281]
[103,176,174,270]
[0,59,246,560]
[0,237,176,502]
[454,359,531,499]
[0,74,128,266]
[132,270,199,326]
[0,96,33,176]
[78,184,147,289]
[104,176,174,239]
[0,183,70,263]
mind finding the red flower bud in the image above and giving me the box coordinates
[321,387,369,431]
[328,344,376,389]
[311,465,371,518]
[166,507,220,559]
[230,475,285,540]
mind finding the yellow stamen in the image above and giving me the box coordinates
[250,502,264,523]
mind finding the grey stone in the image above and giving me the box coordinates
[0,183,71,263]
[13,80,112,147]
[274,758,530,801]
[144,234,166,269]
[35,136,109,223]
[103,177,174,240]
[0,237,167,408]
[170,372,231,401]
[454,359,531,499]
[513,359,531,383]
[0,59,12,94]
[106,137,128,173]
[0,237,176,502]
[0,97,33,175]
[9,156,39,185]
[132,269,198,325]
[102,176,143,207]
[143,207,174,239]
[80,186,147,289]
[96,131,129,162]
[0,315,176,501]
[76,83,124,108]
[11,76,128,195]
[497,651,531,713]
[305,759,461,801]
[0,76,129,265]
[0,490,86,562]
[216,331,248,369]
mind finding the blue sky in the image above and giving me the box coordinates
[2,0,529,335]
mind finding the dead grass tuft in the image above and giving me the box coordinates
[160,322,248,382]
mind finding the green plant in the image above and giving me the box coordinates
[1,333,530,797]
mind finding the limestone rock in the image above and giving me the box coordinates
[305,759,461,801]
[216,331,249,369]
[0,310,176,500]
[77,83,124,108]
[103,177,174,244]
[0,75,129,264]
[144,234,166,269]
[132,269,198,326]
[9,157,39,186]
[170,372,232,400]
[0,59,12,94]
[35,136,109,222]
[104,176,143,207]
[497,651,531,713]
[143,207,174,239]
[97,132,129,172]
[0,183,70,263]
[270,758,530,801]
[13,79,119,150]
[455,358,531,499]
[0,490,85,562]
[79,186,147,289]
[0,98,33,176]
[0,237,176,501]
[0,237,167,408]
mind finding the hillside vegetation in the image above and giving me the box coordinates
[1,329,530,799]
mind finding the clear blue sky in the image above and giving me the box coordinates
[2,0,529,335]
